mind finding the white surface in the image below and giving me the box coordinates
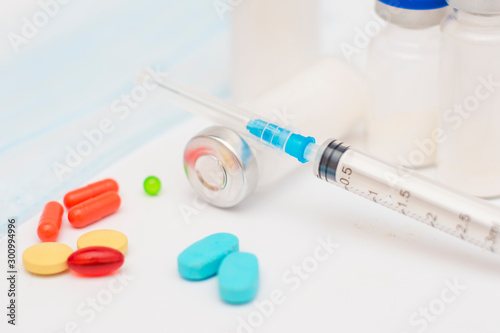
[3,118,500,333]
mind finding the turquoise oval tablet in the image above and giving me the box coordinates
[178,233,239,281]
[218,252,259,304]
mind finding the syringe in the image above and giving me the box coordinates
[139,68,500,256]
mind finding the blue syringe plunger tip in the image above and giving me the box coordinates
[246,119,315,163]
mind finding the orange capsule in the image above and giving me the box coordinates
[63,179,119,209]
[68,192,121,228]
[37,201,64,242]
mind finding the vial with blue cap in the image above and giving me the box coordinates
[366,0,449,168]
[439,0,500,198]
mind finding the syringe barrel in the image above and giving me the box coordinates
[314,139,500,254]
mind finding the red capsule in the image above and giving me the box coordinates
[37,201,64,242]
[68,191,121,228]
[67,246,124,276]
[64,179,119,209]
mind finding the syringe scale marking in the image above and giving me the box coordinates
[345,185,497,253]
[144,71,500,258]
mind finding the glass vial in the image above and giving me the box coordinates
[231,0,320,102]
[439,0,500,198]
[366,0,449,168]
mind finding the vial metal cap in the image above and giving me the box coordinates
[376,2,450,29]
[446,0,500,14]
[184,126,258,208]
